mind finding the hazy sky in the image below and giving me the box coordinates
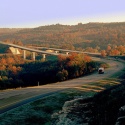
[0,0,125,28]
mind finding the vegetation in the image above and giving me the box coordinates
[1,71,125,125]
[0,44,8,53]
[1,22,125,124]
[0,22,125,53]
[101,45,125,57]
[0,53,99,90]
[91,82,125,125]
[0,89,88,125]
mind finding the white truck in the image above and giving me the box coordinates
[98,67,104,74]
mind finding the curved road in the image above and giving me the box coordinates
[0,58,124,114]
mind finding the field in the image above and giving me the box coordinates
[0,69,124,125]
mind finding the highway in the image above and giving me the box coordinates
[0,58,124,114]
[0,41,60,56]
[0,41,100,56]
[29,46,101,55]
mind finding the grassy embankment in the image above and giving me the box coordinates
[0,61,125,125]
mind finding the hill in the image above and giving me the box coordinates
[0,22,125,50]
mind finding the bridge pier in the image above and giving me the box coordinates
[55,51,58,53]
[42,54,46,59]
[15,48,18,54]
[23,50,26,59]
[9,47,20,55]
[32,52,35,61]
[66,52,69,55]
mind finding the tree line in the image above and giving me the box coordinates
[0,22,125,52]
[0,53,100,90]
[101,45,125,57]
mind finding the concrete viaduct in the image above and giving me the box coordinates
[30,46,101,57]
[0,41,101,61]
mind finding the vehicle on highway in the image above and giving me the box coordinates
[98,67,104,74]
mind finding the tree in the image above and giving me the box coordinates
[6,57,15,64]
[106,45,112,55]
[109,49,120,56]
[0,58,7,65]
[17,40,23,46]
[117,45,125,55]
[101,50,107,57]
[0,65,6,70]
[56,69,68,81]
[84,55,91,62]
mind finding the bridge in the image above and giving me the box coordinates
[0,41,101,61]
[27,46,101,56]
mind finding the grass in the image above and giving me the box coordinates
[0,61,124,125]
[0,89,88,125]
[0,77,121,125]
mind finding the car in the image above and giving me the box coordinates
[98,67,104,74]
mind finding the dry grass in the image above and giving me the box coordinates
[0,69,123,125]
[0,78,120,125]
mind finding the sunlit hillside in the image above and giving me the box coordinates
[0,22,125,50]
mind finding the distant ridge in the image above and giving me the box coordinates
[0,22,125,50]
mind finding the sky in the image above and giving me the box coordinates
[0,0,125,28]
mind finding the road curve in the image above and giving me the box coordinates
[0,58,124,114]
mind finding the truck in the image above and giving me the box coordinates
[98,67,104,74]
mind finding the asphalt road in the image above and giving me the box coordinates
[0,58,124,114]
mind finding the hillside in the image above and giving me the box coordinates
[0,22,125,50]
